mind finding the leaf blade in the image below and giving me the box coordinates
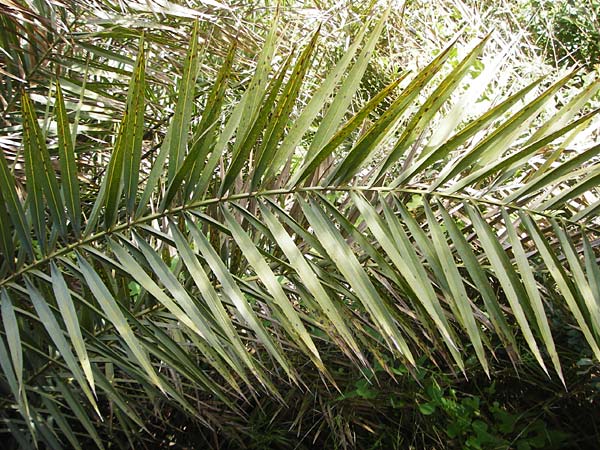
[76,253,163,390]
[50,262,95,393]
[54,81,82,235]
[300,194,415,365]
[25,276,99,413]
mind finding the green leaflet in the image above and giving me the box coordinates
[41,396,84,450]
[540,165,600,211]
[264,17,371,183]
[438,203,518,358]
[219,50,294,195]
[167,21,200,182]
[583,233,600,306]
[504,142,600,204]
[140,322,241,410]
[100,115,126,230]
[467,204,548,374]
[252,30,320,188]
[56,380,105,450]
[446,107,600,193]
[129,231,249,388]
[258,202,362,357]
[22,91,66,242]
[183,42,236,200]
[289,74,406,188]
[306,8,390,159]
[135,22,200,217]
[101,38,146,228]
[0,333,20,411]
[435,71,576,189]
[0,289,35,441]
[393,77,543,187]
[76,253,164,391]
[50,262,95,393]
[420,40,515,156]
[329,39,457,185]
[122,36,146,216]
[217,15,280,195]
[573,197,600,222]
[552,220,600,340]
[54,81,82,236]
[108,238,203,335]
[529,78,600,143]
[0,189,14,269]
[221,206,324,370]
[300,194,416,365]
[353,193,462,368]
[25,277,100,414]
[375,35,491,181]
[424,200,488,375]
[395,199,446,292]
[1,289,23,394]
[168,221,275,391]
[313,192,432,362]
[185,215,296,382]
[35,414,63,450]
[236,13,279,154]
[520,212,600,361]
[501,209,563,383]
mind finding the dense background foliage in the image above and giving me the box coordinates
[526,0,600,69]
[1,0,600,448]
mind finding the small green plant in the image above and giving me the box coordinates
[416,377,570,450]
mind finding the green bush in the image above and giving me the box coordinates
[528,0,600,68]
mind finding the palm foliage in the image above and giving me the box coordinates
[1,4,600,448]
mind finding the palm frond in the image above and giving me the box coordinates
[1,8,599,447]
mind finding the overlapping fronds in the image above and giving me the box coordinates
[1,8,600,448]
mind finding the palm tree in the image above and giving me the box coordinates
[1,4,599,448]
